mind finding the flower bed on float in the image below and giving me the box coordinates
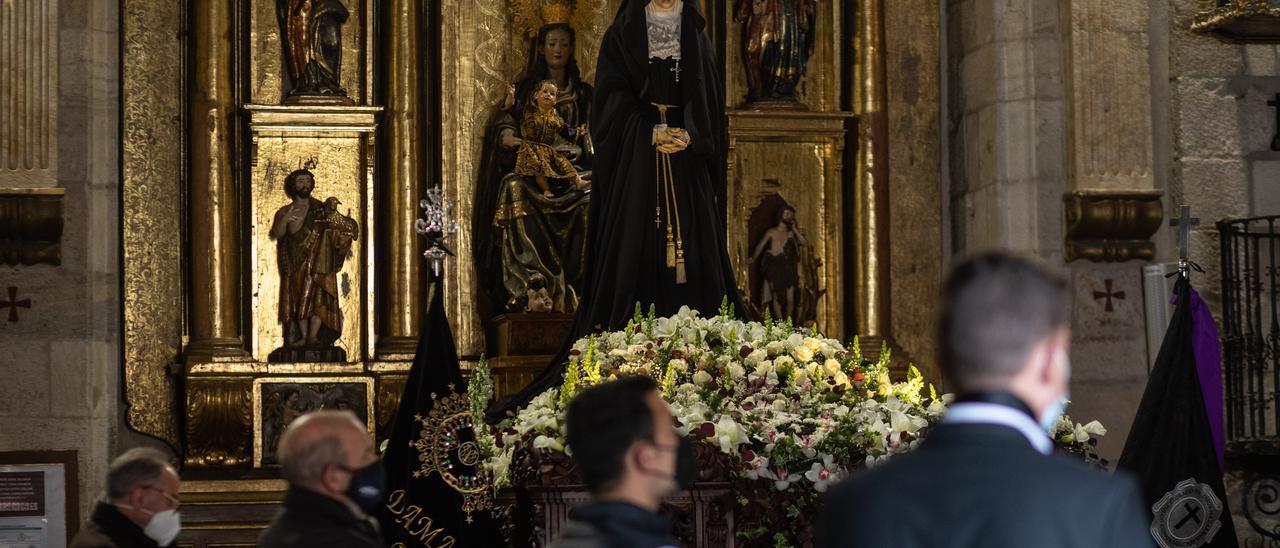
[474,305,1107,546]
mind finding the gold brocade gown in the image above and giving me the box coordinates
[514,108,578,180]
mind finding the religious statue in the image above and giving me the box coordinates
[276,0,350,100]
[493,0,746,417]
[735,0,817,107]
[474,18,594,322]
[746,197,822,327]
[267,164,359,362]
[750,205,805,320]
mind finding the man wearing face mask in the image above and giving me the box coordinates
[553,376,695,548]
[70,448,182,548]
[818,252,1155,548]
[259,410,386,548]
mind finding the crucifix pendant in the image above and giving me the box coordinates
[670,59,681,82]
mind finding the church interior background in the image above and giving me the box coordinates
[3,0,1280,544]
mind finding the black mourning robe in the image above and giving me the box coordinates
[489,0,744,419]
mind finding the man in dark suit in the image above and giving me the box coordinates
[69,448,182,548]
[259,410,386,548]
[818,252,1155,548]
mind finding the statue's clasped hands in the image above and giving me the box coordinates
[656,127,691,154]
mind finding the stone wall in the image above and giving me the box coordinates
[946,0,1157,463]
[0,0,127,521]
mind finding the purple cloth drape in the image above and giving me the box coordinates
[1177,285,1226,473]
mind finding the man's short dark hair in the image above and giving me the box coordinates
[106,448,173,501]
[938,252,1069,390]
[565,376,659,493]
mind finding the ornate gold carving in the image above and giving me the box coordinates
[251,0,369,104]
[0,0,57,187]
[186,378,254,468]
[410,386,493,522]
[726,111,848,337]
[509,0,601,38]
[375,375,407,443]
[123,0,185,447]
[0,188,63,265]
[1064,190,1165,262]
[1191,0,1280,41]
[245,105,380,363]
[251,376,375,467]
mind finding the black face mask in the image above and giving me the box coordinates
[341,460,387,514]
[674,437,697,491]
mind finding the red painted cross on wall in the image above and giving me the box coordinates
[1092,279,1125,313]
[0,287,31,322]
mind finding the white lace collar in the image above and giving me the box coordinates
[646,1,682,60]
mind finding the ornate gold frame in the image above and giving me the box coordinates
[251,376,376,468]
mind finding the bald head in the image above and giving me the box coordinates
[278,410,372,491]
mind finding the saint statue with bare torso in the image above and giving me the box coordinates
[268,168,358,361]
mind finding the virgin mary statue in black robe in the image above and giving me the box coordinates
[491,0,744,418]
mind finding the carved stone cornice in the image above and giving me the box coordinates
[1192,0,1280,42]
[1064,190,1164,262]
[0,188,64,266]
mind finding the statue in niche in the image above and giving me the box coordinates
[747,195,823,327]
[735,0,817,107]
[277,0,350,100]
[473,17,592,325]
[268,162,359,362]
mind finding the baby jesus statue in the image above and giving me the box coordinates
[505,80,588,197]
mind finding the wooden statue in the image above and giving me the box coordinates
[268,163,358,362]
[736,0,817,107]
[276,0,350,99]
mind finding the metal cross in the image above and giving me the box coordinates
[670,59,681,82]
[1092,279,1126,313]
[1268,93,1280,151]
[0,286,30,322]
[1171,205,1200,273]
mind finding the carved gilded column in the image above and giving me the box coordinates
[852,0,887,338]
[377,0,424,358]
[187,0,247,360]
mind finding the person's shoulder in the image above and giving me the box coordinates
[549,518,606,548]
[67,525,117,548]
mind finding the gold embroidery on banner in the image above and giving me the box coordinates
[409,385,493,523]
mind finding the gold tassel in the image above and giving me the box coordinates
[675,247,687,284]
[666,228,676,267]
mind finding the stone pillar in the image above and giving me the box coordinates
[377,0,424,358]
[187,0,247,360]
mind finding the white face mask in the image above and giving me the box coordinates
[142,508,182,546]
[1038,348,1072,433]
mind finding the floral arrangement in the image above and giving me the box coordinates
[478,304,1106,545]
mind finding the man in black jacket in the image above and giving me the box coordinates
[259,410,386,548]
[69,448,182,548]
[818,252,1154,548]
[552,376,687,548]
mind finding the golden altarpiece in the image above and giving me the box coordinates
[120,0,937,543]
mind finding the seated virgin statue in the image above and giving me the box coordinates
[474,22,592,320]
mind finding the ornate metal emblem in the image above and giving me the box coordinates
[1150,478,1223,548]
[410,384,492,522]
[415,187,459,278]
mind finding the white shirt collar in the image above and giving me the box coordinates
[942,402,1053,455]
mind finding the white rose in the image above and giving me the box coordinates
[693,370,712,387]
[745,349,768,365]
[728,363,746,379]
[765,341,786,355]
[667,358,688,374]
[823,358,842,376]
[793,345,815,363]
[774,355,795,368]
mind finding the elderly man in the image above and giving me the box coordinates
[259,410,386,548]
[552,375,694,548]
[818,252,1153,548]
[69,447,182,548]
